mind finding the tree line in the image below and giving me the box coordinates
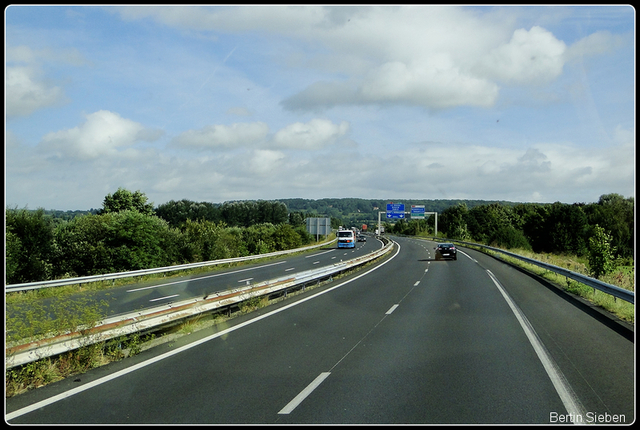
[6,190,633,284]
[6,189,314,284]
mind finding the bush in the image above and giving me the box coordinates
[491,226,532,250]
[52,211,183,276]
[5,208,55,284]
[588,225,616,279]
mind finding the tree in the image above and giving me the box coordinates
[243,223,277,255]
[467,203,512,243]
[545,203,589,255]
[155,199,221,228]
[491,225,532,250]
[584,194,634,259]
[52,211,184,276]
[272,224,302,251]
[99,188,154,216]
[288,211,305,227]
[440,203,470,240]
[588,225,616,279]
[5,208,55,283]
[520,204,550,253]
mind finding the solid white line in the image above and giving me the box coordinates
[277,372,331,414]
[386,304,399,315]
[149,294,179,302]
[7,241,402,422]
[486,270,587,422]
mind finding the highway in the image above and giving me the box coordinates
[6,236,634,424]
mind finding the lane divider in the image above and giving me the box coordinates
[386,304,400,315]
[149,295,179,302]
[486,270,587,422]
[278,372,331,415]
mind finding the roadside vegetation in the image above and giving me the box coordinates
[458,244,634,323]
[6,188,315,285]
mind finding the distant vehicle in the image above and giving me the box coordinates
[435,243,457,260]
[337,229,356,248]
[357,234,366,242]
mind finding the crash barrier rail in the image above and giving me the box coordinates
[5,238,338,293]
[423,237,634,304]
[5,236,393,369]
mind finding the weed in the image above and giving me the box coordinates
[482,246,634,323]
[238,295,269,314]
[5,333,154,398]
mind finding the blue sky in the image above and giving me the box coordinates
[5,5,635,211]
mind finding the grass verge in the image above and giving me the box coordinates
[461,244,634,323]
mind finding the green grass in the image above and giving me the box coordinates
[468,245,634,323]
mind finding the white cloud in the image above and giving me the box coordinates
[475,26,567,85]
[271,119,349,150]
[40,110,160,160]
[173,119,349,151]
[247,149,286,175]
[6,45,91,117]
[6,66,65,117]
[112,7,595,112]
[358,60,499,109]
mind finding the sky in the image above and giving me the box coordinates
[4,5,636,211]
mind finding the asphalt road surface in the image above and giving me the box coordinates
[6,236,634,424]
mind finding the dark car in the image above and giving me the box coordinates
[435,243,457,260]
[357,234,366,242]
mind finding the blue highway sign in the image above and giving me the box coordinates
[386,203,405,219]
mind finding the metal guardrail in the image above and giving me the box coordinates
[438,238,634,304]
[5,236,394,368]
[5,239,338,293]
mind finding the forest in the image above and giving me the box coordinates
[5,189,634,285]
